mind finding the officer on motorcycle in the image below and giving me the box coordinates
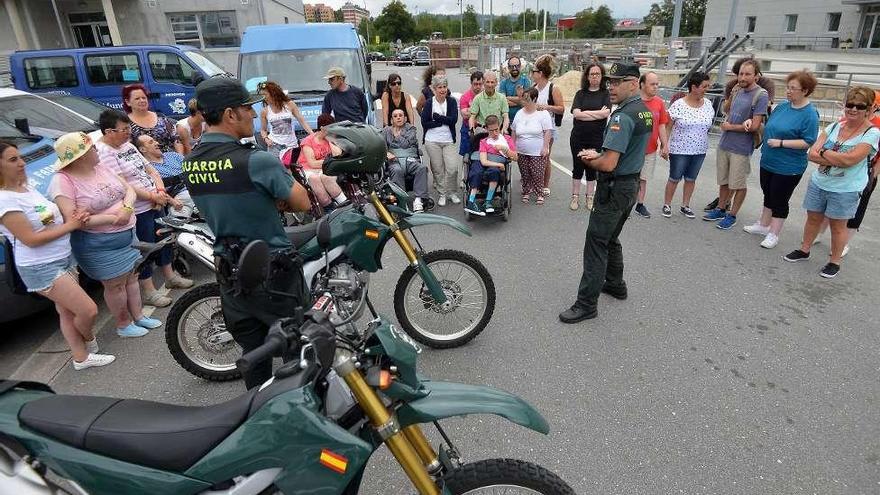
[184,77,311,389]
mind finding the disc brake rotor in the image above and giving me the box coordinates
[420,279,463,314]
[196,311,231,354]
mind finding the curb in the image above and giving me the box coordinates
[9,289,166,384]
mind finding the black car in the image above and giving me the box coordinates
[368,51,386,61]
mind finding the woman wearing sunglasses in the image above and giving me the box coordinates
[783,87,880,278]
[380,73,416,127]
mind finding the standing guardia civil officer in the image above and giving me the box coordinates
[184,78,310,389]
[560,62,653,324]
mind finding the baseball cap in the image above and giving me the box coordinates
[326,67,346,79]
[195,77,263,115]
[54,132,93,171]
[607,62,641,80]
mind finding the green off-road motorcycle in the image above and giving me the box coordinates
[166,123,495,382]
[0,231,575,495]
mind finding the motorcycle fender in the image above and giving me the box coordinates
[396,381,550,435]
[398,213,472,237]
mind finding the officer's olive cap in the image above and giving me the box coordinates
[196,77,264,114]
[607,62,641,80]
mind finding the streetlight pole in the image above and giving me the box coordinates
[458,0,463,39]
[522,0,525,35]
[665,0,683,69]
[362,0,370,45]
[489,0,493,36]
[716,0,740,82]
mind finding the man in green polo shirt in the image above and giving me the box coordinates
[560,62,653,324]
[184,77,310,389]
[468,70,510,134]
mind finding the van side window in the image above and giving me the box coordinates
[24,57,79,89]
[85,53,142,85]
[148,52,196,85]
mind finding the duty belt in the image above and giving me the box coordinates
[598,172,639,182]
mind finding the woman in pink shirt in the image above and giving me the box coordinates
[297,113,347,208]
[465,115,518,216]
[49,132,162,339]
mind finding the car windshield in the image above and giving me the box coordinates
[43,94,107,122]
[185,50,228,77]
[0,95,97,138]
[240,49,365,95]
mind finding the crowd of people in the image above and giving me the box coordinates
[2,54,879,372]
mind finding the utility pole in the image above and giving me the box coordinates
[490,0,493,36]
[481,0,485,33]
[458,0,463,39]
[716,0,740,82]
[522,0,526,35]
[665,0,683,69]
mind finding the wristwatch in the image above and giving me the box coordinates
[819,148,827,158]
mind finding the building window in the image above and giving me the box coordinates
[168,12,240,49]
[148,52,196,85]
[784,14,798,33]
[745,16,756,33]
[284,16,289,24]
[24,57,79,89]
[84,53,142,85]
[827,12,842,32]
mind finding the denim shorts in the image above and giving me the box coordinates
[668,154,706,182]
[17,254,77,293]
[70,228,140,281]
[802,180,861,220]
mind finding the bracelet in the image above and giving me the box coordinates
[157,187,166,193]
[121,205,133,212]
[780,140,784,148]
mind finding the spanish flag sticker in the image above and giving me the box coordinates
[320,449,348,474]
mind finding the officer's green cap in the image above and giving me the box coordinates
[196,77,264,114]
[607,62,641,80]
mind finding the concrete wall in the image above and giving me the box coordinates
[262,0,306,23]
[703,0,862,44]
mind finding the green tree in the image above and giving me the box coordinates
[573,5,613,38]
[334,9,344,22]
[462,5,480,37]
[358,18,375,41]
[643,0,706,37]
[374,0,417,42]
[516,9,537,32]
[493,15,513,34]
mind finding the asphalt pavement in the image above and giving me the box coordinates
[5,64,879,494]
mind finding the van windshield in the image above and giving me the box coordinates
[185,50,228,77]
[0,95,97,138]
[240,49,365,96]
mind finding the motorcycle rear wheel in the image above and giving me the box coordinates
[444,458,576,494]
[166,283,242,381]
[393,249,495,349]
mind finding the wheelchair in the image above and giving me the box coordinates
[461,128,512,221]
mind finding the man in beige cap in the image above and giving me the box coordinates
[322,67,368,123]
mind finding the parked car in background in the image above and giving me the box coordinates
[412,49,430,66]
[10,45,229,119]
[41,93,111,124]
[394,47,413,66]
[368,51,386,61]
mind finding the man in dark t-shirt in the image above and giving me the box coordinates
[560,62,653,324]
[322,67,368,123]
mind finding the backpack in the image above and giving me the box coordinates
[547,83,563,127]
[3,237,29,295]
[724,85,769,150]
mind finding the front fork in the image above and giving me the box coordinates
[335,352,443,494]
[369,192,448,306]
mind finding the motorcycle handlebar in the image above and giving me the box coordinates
[236,332,287,372]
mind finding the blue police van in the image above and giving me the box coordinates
[238,23,377,142]
[9,45,229,119]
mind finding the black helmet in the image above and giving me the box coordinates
[323,121,386,176]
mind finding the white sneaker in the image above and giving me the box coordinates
[760,233,779,249]
[743,223,769,235]
[448,193,462,204]
[85,338,99,354]
[413,197,424,213]
[73,353,116,371]
[437,195,447,207]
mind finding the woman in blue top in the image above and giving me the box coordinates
[783,86,880,278]
[743,71,819,249]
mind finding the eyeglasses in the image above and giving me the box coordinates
[845,102,869,110]
[328,76,338,82]
[508,64,521,69]
[257,82,268,90]
[107,127,130,134]
[530,69,541,73]
[786,86,803,92]
[388,80,401,86]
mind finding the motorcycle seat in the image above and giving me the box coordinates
[18,389,257,473]
[284,223,318,248]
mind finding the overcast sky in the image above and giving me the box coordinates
[325,0,655,19]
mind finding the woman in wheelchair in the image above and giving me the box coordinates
[383,109,430,212]
[297,113,347,209]
[465,115,518,215]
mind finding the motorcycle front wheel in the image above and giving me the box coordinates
[444,459,576,494]
[393,249,495,349]
[165,283,242,381]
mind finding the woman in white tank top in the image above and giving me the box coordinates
[258,81,314,157]
[531,55,565,196]
[175,98,207,155]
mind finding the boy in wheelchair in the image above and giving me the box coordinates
[465,115,518,215]
[383,109,432,212]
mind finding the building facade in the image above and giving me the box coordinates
[0,0,306,75]
[702,0,879,50]
[304,3,336,23]
[340,2,369,27]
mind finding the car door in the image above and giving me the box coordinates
[81,50,144,112]
[146,50,198,119]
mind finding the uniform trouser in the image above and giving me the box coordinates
[219,272,304,389]
[388,158,429,198]
[576,175,639,310]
